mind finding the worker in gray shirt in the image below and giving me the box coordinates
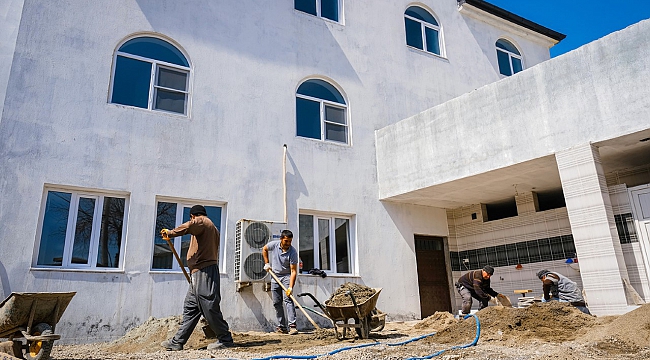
[263,230,299,334]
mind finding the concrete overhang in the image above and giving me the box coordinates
[376,20,650,209]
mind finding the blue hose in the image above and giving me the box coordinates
[405,313,481,360]
[244,314,480,360]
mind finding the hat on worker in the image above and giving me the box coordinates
[537,269,551,279]
[482,265,494,275]
[190,205,207,216]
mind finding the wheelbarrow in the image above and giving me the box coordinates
[298,288,385,339]
[0,292,76,360]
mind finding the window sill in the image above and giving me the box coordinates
[108,102,190,119]
[30,267,125,274]
[299,273,360,278]
[293,9,344,26]
[150,270,227,276]
[406,46,448,61]
[296,136,352,148]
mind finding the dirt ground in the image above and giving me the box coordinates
[41,302,650,359]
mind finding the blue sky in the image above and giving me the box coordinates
[486,0,650,57]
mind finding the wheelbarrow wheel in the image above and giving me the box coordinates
[23,323,54,360]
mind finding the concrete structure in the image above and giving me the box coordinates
[0,0,648,343]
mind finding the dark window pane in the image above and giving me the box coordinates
[118,37,189,67]
[512,57,523,74]
[325,122,347,143]
[318,218,330,270]
[181,207,192,268]
[299,214,315,272]
[405,6,437,25]
[157,67,187,91]
[321,0,338,21]
[112,56,151,108]
[405,18,423,50]
[96,197,125,268]
[550,237,564,259]
[296,97,321,139]
[297,80,345,104]
[536,189,566,211]
[38,192,71,266]
[153,202,177,269]
[154,89,186,114]
[72,197,96,264]
[334,218,350,273]
[497,50,512,76]
[485,198,518,221]
[516,242,529,263]
[425,27,440,55]
[496,39,519,54]
[325,105,345,125]
[294,0,316,16]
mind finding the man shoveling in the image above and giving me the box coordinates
[263,230,300,334]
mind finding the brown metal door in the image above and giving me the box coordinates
[415,235,452,317]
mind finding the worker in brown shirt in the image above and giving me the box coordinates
[160,205,234,351]
[456,265,501,315]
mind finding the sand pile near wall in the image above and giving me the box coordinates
[414,312,459,332]
[587,302,650,352]
[430,302,596,345]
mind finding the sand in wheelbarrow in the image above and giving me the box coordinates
[327,282,376,307]
[428,301,596,346]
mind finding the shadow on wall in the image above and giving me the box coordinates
[285,150,308,221]
[0,261,10,299]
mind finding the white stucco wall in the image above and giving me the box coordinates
[376,19,650,200]
[0,0,555,342]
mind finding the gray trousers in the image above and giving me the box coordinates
[458,286,489,314]
[271,275,296,329]
[172,264,233,345]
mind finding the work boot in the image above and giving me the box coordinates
[160,339,183,351]
[207,340,235,350]
[289,326,299,335]
[275,326,288,334]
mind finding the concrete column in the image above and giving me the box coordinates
[555,143,629,315]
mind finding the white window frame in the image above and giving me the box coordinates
[295,0,344,24]
[298,211,356,275]
[296,93,349,144]
[496,47,523,76]
[150,198,227,274]
[33,188,129,271]
[109,38,192,116]
[404,12,444,57]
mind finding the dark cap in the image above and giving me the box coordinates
[482,265,494,275]
[537,269,551,279]
[189,205,207,216]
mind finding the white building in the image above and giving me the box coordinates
[0,0,648,343]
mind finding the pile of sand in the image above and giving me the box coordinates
[587,302,650,351]
[414,312,459,331]
[430,302,596,345]
[326,283,376,307]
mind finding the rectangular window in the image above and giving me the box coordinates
[152,201,223,271]
[615,213,638,244]
[299,213,353,274]
[404,18,423,50]
[153,66,189,114]
[36,189,127,269]
[295,0,340,23]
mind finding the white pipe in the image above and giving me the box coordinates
[283,144,288,224]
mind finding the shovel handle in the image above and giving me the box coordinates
[163,234,192,284]
[268,269,320,329]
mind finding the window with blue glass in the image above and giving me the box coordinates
[295,0,340,22]
[296,79,348,144]
[404,6,442,56]
[110,36,190,115]
[36,189,128,269]
[152,201,223,271]
[496,39,523,76]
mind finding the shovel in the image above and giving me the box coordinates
[267,269,321,329]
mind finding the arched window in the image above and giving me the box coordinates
[404,6,442,56]
[496,39,523,76]
[110,36,190,115]
[296,79,348,144]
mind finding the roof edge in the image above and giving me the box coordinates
[459,0,566,42]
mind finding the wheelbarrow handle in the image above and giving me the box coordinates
[346,291,359,308]
[297,292,328,312]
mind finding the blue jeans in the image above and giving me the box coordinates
[271,275,296,329]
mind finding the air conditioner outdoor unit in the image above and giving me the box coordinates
[234,219,287,290]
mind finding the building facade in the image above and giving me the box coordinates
[1,0,647,344]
